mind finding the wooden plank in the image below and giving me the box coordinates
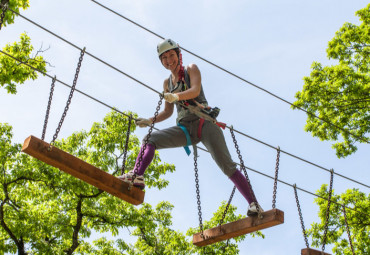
[22,135,144,205]
[301,248,331,255]
[193,208,284,246]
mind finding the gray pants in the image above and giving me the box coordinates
[146,118,237,177]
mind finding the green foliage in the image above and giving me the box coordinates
[187,201,264,255]
[307,186,370,254]
[0,110,262,254]
[0,33,47,94]
[293,4,370,158]
[0,110,176,254]
[1,0,29,28]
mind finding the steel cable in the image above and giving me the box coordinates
[0,49,368,218]
[90,0,370,145]
[5,7,368,189]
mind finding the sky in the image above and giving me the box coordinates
[0,0,369,254]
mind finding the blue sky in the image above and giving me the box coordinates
[1,0,369,254]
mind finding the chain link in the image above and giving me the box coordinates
[220,186,236,226]
[121,114,132,175]
[229,126,260,217]
[272,146,280,209]
[342,205,355,255]
[41,76,56,141]
[129,94,163,189]
[322,169,334,253]
[294,184,310,249]
[0,1,9,30]
[193,146,205,238]
[50,47,86,146]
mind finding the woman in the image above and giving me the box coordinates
[119,39,262,216]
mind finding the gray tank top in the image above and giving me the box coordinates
[168,67,208,123]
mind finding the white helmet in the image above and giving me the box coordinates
[157,39,179,58]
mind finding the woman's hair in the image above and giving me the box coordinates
[175,48,185,82]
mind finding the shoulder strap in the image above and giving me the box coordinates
[184,67,191,88]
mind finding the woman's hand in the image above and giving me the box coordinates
[136,118,152,127]
[164,93,179,103]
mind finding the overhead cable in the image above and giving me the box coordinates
[3,9,369,189]
[1,49,368,218]
[90,0,370,145]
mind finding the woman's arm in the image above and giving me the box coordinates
[176,63,201,101]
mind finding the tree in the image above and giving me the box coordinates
[1,111,256,254]
[0,33,47,94]
[307,186,370,254]
[1,0,29,28]
[293,3,370,158]
[0,111,174,254]
[1,0,47,95]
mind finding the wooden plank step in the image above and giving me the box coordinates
[301,248,331,255]
[22,135,144,205]
[193,208,284,246]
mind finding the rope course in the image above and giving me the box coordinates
[6,48,145,205]
[191,128,283,246]
[90,0,370,146]
[0,49,368,219]
[1,43,368,250]
[3,7,368,190]
[1,5,367,253]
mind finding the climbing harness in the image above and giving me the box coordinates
[177,122,192,155]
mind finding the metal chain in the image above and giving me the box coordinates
[272,146,280,209]
[50,47,86,146]
[229,126,260,217]
[342,205,355,255]
[121,114,132,175]
[322,169,334,253]
[219,186,236,226]
[129,94,163,188]
[193,146,204,238]
[41,76,56,141]
[0,1,8,30]
[294,184,310,249]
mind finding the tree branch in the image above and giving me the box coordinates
[0,183,25,254]
[65,198,83,255]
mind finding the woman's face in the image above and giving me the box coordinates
[160,49,178,72]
